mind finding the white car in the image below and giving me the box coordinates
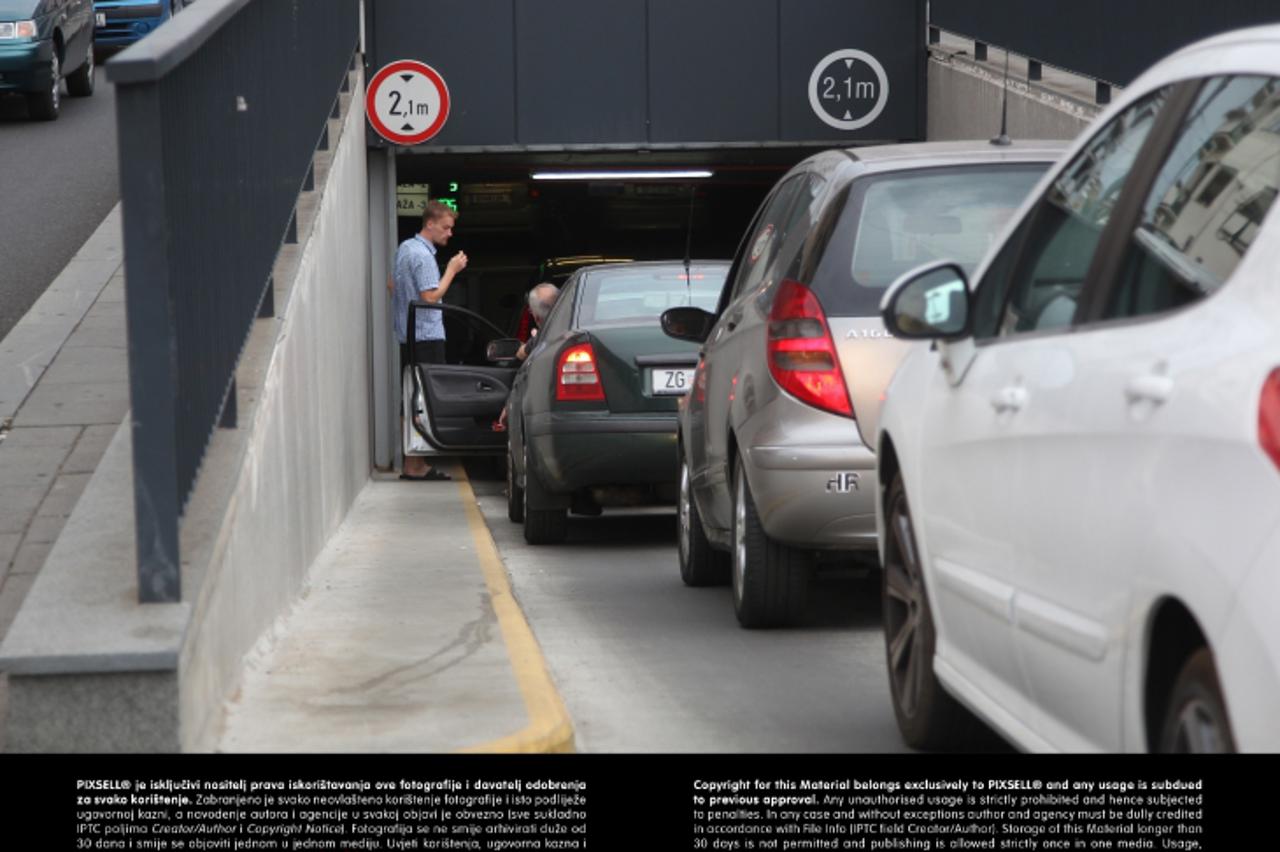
[874,25,1280,752]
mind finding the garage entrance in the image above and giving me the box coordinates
[390,150,821,336]
[365,1,927,466]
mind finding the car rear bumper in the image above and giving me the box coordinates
[741,442,879,550]
[0,40,54,92]
[527,412,678,492]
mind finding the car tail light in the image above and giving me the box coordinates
[766,280,854,418]
[1260,368,1280,472]
[556,342,606,402]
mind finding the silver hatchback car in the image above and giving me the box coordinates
[662,140,1065,628]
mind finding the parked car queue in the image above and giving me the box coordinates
[400,26,1280,753]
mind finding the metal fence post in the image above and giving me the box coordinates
[116,82,182,604]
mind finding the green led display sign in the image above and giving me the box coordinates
[395,182,461,217]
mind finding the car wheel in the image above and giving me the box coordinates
[678,452,727,587]
[66,44,94,98]
[1158,648,1236,753]
[506,444,524,524]
[731,456,809,628]
[882,473,976,750]
[522,445,566,545]
[27,51,60,121]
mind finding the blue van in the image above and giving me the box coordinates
[93,0,189,52]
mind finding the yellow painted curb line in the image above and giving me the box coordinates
[451,464,576,754]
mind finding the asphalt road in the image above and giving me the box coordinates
[471,473,1010,753]
[0,73,119,340]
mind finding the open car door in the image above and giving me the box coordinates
[403,302,518,456]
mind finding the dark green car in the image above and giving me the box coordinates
[507,261,728,544]
[0,0,96,120]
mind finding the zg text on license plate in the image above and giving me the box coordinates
[651,367,695,395]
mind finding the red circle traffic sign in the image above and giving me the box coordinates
[366,60,451,145]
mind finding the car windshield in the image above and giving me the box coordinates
[849,165,1048,290]
[577,265,727,326]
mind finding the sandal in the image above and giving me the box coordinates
[400,468,452,481]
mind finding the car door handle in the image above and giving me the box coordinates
[476,381,496,392]
[1125,374,1173,405]
[990,386,1027,413]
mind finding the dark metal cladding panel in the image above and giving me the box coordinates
[931,0,1279,87]
[647,0,779,143]
[366,0,925,148]
[780,0,923,142]
[368,0,517,146]
[515,0,648,144]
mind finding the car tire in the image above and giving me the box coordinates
[731,456,809,628]
[678,452,728,587]
[1157,648,1236,753]
[882,473,977,750]
[66,45,94,98]
[506,445,524,524]
[26,51,60,121]
[522,445,567,545]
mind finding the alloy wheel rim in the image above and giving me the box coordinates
[884,493,925,718]
[1169,700,1228,753]
[732,472,746,604]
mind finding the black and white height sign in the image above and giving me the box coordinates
[808,49,889,131]
[366,60,451,145]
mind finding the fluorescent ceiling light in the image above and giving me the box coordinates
[530,169,713,181]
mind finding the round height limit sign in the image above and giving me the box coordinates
[367,60,450,145]
[809,49,889,131]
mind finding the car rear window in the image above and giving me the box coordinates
[810,164,1049,316]
[577,265,727,326]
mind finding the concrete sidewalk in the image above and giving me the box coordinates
[218,469,573,753]
[0,207,573,753]
[0,206,128,734]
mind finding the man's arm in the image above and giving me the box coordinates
[420,252,468,303]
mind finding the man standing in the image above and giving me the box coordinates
[394,201,468,481]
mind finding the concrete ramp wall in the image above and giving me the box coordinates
[925,40,1100,142]
[179,65,373,752]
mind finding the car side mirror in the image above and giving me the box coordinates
[661,307,716,344]
[486,338,522,362]
[880,262,971,341]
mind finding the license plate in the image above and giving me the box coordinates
[651,367,695,395]
[96,12,106,27]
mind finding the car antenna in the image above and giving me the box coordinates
[990,48,1012,147]
[683,183,696,295]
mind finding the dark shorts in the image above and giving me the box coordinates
[400,339,445,372]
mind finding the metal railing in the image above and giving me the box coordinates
[931,0,1279,90]
[106,0,360,603]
